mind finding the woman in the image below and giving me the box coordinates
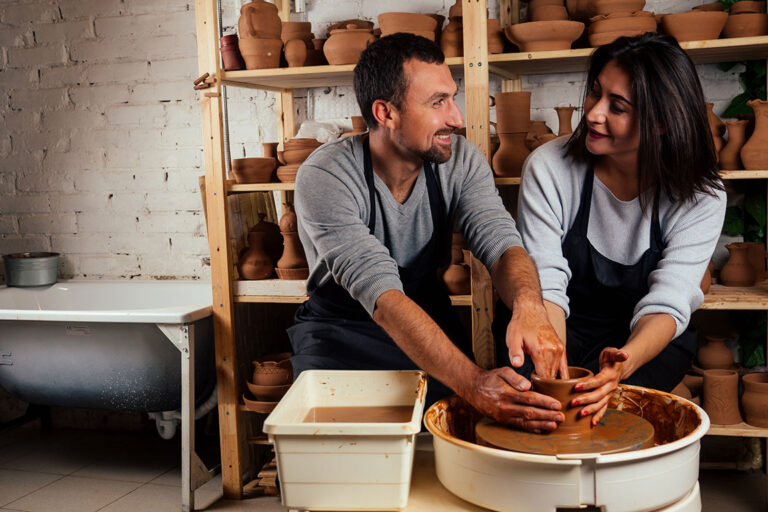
[503,33,726,425]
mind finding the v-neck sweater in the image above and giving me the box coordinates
[518,137,727,338]
[295,134,522,316]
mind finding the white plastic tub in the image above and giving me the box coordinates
[263,370,427,511]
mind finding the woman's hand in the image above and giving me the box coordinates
[572,347,628,425]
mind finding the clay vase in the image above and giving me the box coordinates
[555,106,576,136]
[492,133,530,177]
[323,24,376,65]
[262,142,279,158]
[741,99,768,170]
[284,39,307,67]
[532,366,594,434]
[441,233,471,295]
[448,0,463,18]
[720,242,757,286]
[494,91,532,133]
[697,336,734,370]
[237,229,274,280]
[706,103,726,159]
[441,17,463,58]
[719,120,749,170]
[744,241,767,282]
[252,213,282,265]
[238,0,282,40]
[702,369,743,425]
[741,372,768,427]
[276,203,309,279]
[220,34,245,71]
[525,120,553,151]
[487,19,506,54]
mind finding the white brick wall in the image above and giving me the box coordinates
[0,0,749,283]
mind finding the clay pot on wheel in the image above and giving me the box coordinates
[719,120,749,170]
[741,372,768,427]
[702,369,743,425]
[532,366,594,433]
[697,336,734,370]
[720,242,757,286]
[741,99,768,170]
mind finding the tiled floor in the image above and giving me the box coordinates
[0,424,765,511]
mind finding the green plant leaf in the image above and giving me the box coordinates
[722,206,744,235]
[722,93,752,118]
[745,193,767,228]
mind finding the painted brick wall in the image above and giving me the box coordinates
[0,0,744,282]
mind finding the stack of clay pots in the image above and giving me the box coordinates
[723,1,768,38]
[660,8,728,43]
[720,241,766,287]
[441,233,471,295]
[378,12,438,41]
[238,0,283,70]
[741,99,768,170]
[492,92,531,177]
[323,23,377,65]
[237,213,282,280]
[243,352,293,414]
[587,10,656,47]
[276,202,309,280]
[341,116,367,137]
[276,138,322,183]
[504,18,584,51]
[282,21,327,67]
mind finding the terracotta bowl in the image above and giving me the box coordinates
[275,267,310,280]
[730,0,767,14]
[242,393,278,414]
[252,352,292,386]
[660,11,728,42]
[589,28,650,46]
[231,157,277,184]
[692,2,725,11]
[723,13,768,38]
[276,164,301,183]
[504,20,585,51]
[588,11,657,45]
[246,381,291,401]
[378,12,438,33]
[284,138,322,149]
[238,37,283,70]
[530,5,569,21]
[592,0,646,15]
[282,147,317,165]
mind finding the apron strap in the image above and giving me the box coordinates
[363,136,377,233]
[573,168,594,236]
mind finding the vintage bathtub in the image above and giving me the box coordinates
[0,279,217,511]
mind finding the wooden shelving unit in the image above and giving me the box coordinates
[195,0,768,499]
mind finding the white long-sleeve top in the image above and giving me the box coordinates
[518,137,727,338]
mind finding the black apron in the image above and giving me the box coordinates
[494,169,697,392]
[287,138,471,406]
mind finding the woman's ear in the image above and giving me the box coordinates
[371,99,400,131]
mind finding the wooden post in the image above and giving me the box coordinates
[194,0,243,499]
[462,0,490,160]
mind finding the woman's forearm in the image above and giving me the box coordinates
[543,300,566,344]
[621,313,677,379]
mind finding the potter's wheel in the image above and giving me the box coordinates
[475,408,655,455]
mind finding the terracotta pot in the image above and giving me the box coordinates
[566,0,595,21]
[237,230,274,280]
[530,5,569,21]
[262,142,279,158]
[238,37,283,70]
[720,242,757,286]
[660,11,728,42]
[706,102,726,159]
[448,0,463,18]
[492,133,530,177]
[220,34,245,71]
[692,2,725,11]
[702,369,743,425]
[592,0,646,16]
[730,1,767,14]
[231,157,276,184]
[378,12,438,33]
[326,19,374,34]
[504,20,585,51]
[276,164,301,183]
[723,13,768,38]
[697,336,734,370]
[525,120,554,151]
[743,241,767,281]
[741,99,768,170]
[494,91,532,133]
[587,11,657,46]
[252,352,293,386]
[670,381,693,400]
[277,203,308,272]
[281,21,312,45]
[238,0,282,40]
[275,267,309,279]
[441,233,471,295]
[284,39,307,67]
[532,366,594,434]
[488,19,506,54]
[719,120,749,170]
[246,381,291,401]
[555,105,577,136]
[323,24,376,65]
[741,372,768,427]
[683,373,704,396]
[441,17,463,57]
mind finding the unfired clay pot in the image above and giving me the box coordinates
[525,120,554,151]
[741,99,768,170]
[723,13,768,38]
[378,12,438,34]
[441,17,463,57]
[220,34,245,71]
[720,242,757,286]
[284,39,307,67]
[741,372,768,427]
[504,20,585,51]
[697,336,734,370]
[323,24,376,65]
[441,233,471,295]
[587,11,657,47]
[702,369,743,425]
[719,120,749,170]
[263,142,279,158]
[238,37,283,70]
[494,91,532,133]
[487,19,506,54]
[531,366,594,434]
[555,106,576,136]
[231,157,276,184]
[730,1,767,14]
[252,352,293,386]
[276,203,309,279]
[743,241,767,282]
[706,103,726,159]
[660,11,728,43]
[493,133,530,177]
[530,4,569,21]
[237,229,274,280]
[238,0,282,40]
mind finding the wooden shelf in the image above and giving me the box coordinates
[494,177,521,186]
[708,423,768,438]
[228,182,295,193]
[718,170,768,180]
[700,283,768,310]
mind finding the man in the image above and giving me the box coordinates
[289,33,567,431]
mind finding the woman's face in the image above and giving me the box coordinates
[583,60,640,161]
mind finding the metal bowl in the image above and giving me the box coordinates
[2,252,60,287]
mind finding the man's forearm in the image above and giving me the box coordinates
[372,289,480,398]
[491,246,546,311]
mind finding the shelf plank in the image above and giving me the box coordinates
[701,283,768,310]
[228,182,295,193]
[494,177,521,186]
[718,170,768,180]
[450,295,472,306]
[708,423,768,438]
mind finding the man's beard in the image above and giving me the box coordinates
[401,132,454,164]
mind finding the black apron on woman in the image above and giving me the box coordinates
[287,138,471,406]
[494,169,697,392]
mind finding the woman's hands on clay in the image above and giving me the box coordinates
[572,347,628,425]
[506,302,569,379]
[466,367,564,433]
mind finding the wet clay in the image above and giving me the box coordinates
[303,405,413,423]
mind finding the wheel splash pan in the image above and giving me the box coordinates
[424,384,709,512]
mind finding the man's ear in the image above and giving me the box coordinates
[371,99,400,131]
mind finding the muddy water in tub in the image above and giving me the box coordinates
[303,405,413,423]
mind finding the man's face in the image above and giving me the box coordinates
[394,59,465,164]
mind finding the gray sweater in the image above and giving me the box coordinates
[518,137,727,338]
[294,134,522,316]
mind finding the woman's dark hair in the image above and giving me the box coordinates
[353,33,444,129]
[565,33,723,209]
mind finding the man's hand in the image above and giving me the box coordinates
[506,301,569,379]
[467,367,564,433]
[572,347,628,425]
